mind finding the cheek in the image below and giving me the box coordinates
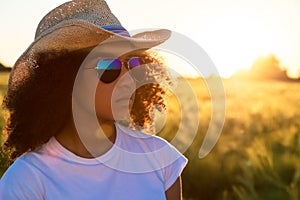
[95,84,113,116]
[73,70,99,113]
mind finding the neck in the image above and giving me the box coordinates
[55,117,116,158]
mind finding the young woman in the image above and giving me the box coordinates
[0,0,187,199]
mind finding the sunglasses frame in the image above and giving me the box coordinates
[96,57,146,83]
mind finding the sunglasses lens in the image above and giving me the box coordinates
[96,57,146,83]
[128,57,145,82]
[97,59,122,83]
[128,57,141,68]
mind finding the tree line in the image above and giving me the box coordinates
[0,62,11,72]
[231,54,300,81]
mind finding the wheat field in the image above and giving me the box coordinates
[0,72,300,199]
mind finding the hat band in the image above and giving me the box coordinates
[101,25,130,37]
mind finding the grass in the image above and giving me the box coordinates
[0,72,10,176]
[0,72,300,199]
[169,78,300,200]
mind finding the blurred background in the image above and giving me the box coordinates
[1,1,300,199]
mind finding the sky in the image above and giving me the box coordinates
[1,0,300,78]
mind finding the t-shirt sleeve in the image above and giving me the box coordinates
[0,156,44,199]
[163,153,188,191]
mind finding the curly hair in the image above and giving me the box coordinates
[3,48,173,160]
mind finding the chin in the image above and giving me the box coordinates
[112,111,131,121]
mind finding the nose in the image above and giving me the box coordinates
[112,68,136,106]
[115,67,135,90]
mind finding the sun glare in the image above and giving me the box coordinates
[197,15,281,78]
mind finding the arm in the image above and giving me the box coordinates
[165,176,182,200]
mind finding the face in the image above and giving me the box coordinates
[95,64,136,121]
[72,52,141,123]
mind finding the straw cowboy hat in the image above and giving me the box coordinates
[9,0,171,90]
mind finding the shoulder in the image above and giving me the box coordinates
[0,153,44,199]
[116,123,173,152]
[1,152,43,179]
[115,123,188,172]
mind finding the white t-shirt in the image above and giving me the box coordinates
[0,123,187,200]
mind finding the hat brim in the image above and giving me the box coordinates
[25,19,171,56]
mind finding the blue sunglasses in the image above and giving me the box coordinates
[96,57,145,83]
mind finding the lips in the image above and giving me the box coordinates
[111,97,133,119]
[114,97,133,105]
